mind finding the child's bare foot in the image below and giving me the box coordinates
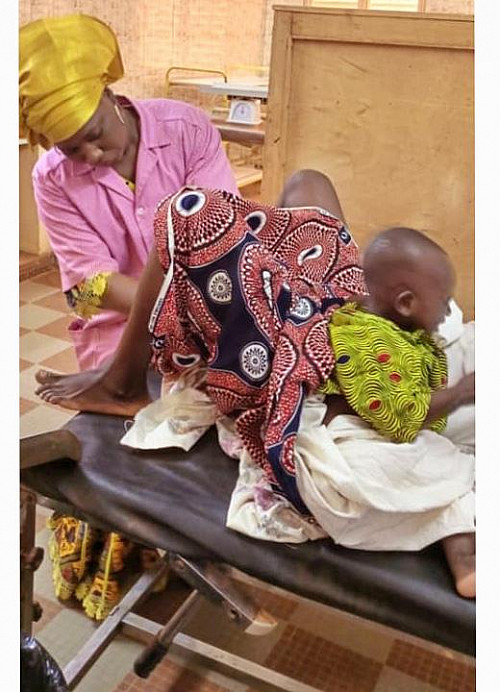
[35,369,151,417]
[442,532,475,599]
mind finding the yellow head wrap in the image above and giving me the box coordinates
[19,14,124,148]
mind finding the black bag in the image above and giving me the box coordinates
[21,632,67,692]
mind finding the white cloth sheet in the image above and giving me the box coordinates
[121,304,475,551]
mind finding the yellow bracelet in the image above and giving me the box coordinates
[69,272,111,319]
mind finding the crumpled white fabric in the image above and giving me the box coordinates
[294,406,475,551]
[120,311,475,551]
[226,448,327,543]
[120,369,327,543]
[296,400,474,514]
[121,369,217,450]
[442,319,475,454]
[433,298,465,347]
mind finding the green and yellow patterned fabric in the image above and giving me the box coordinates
[320,303,448,443]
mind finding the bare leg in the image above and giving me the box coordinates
[35,250,164,415]
[277,169,346,223]
[442,532,475,598]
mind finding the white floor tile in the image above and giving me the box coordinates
[33,528,60,604]
[37,505,53,519]
[20,333,70,368]
[20,303,66,330]
[373,667,440,692]
[20,404,76,437]
[289,600,394,663]
[73,636,144,692]
[20,280,59,303]
[20,365,44,403]
[35,608,144,692]
[36,609,101,669]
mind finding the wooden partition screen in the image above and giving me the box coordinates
[263,8,474,318]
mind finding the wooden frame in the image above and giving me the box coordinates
[263,8,474,318]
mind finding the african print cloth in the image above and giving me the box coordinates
[47,513,167,620]
[321,303,448,443]
[65,272,111,319]
[148,187,365,512]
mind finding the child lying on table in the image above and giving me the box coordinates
[289,227,475,598]
[34,180,475,599]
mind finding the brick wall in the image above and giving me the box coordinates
[19,1,474,100]
[19,0,269,99]
[424,0,473,13]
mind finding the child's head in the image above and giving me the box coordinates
[362,227,455,333]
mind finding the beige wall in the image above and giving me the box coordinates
[424,0,473,12]
[19,1,474,99]
[19,0,270,99]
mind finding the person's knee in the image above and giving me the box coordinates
[278,169,344,221]
[281,169,332,198]
[288,169,330,183]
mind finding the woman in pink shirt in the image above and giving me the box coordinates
[23,14,238,371]
[20,13,237,619]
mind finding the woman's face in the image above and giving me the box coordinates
[55,92,130,166]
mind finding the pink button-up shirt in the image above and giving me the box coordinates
[33,98,238,369]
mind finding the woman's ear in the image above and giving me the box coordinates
[394,289,415,318]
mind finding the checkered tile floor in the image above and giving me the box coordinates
[22,269,475,691]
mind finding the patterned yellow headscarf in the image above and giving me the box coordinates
[19,14,124,148]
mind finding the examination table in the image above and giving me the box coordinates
[20,399,475,690]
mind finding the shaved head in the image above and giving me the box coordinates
[361,227,455,332]
[363,227,448,290]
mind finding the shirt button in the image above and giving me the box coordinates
[137,206,144,216]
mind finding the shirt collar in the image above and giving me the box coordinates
[122,96,172,149]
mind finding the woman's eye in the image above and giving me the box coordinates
[87,129,102,142]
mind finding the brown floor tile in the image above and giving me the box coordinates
[32,594,64,635]
[114,657,229,691]
[34,291,69,313]
[39,346,79,373]
[134,572,194,625]
[239,582,297,620]
[37,315,73,341]
[386,640,475,692]
[34,269,62,288]
[265,624,382,691]
[20,358,34,371]
[20,397,38,415]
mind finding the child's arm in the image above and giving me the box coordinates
[424,372,475,425]
[323,394,357,426]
